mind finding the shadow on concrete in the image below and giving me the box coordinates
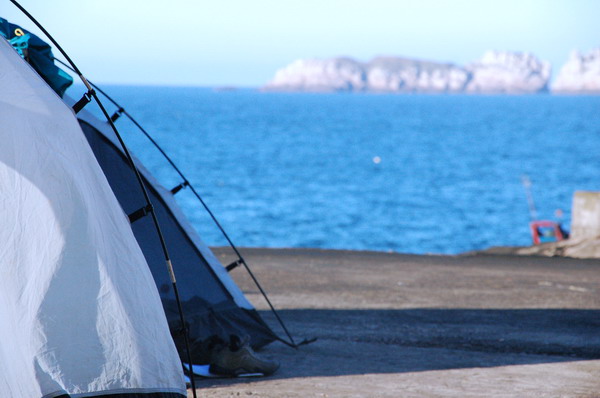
[272,308,600,358]
[196,308,600,385]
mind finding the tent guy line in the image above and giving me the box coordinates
[52,56,312,349]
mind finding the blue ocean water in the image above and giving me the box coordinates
[91,87,600,254]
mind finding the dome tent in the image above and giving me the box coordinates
[0,36,186,398]
[1,7,291,381]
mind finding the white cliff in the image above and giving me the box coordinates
[366,57,469,92]
[552,49,600,93]
[265,51,552,94]
[465,51,551,93]
[264,58,366,92]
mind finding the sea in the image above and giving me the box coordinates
[81,86,600,255]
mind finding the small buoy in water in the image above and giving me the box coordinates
[373,156,381,164]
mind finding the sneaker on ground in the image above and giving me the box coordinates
[209,335,280,377]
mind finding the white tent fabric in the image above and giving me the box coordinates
[0,38,186,398]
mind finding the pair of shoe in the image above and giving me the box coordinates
[209,335,279,377]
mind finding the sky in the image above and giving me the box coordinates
[2,0,599,86]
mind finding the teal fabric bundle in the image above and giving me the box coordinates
[1,17,73,97]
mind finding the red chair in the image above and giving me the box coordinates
[529,220,565,245]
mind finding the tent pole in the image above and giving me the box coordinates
[8,1,199,395]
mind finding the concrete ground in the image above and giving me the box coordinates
[189,248,600,397]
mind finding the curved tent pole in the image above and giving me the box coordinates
[53,58,307,349]
[8,1,200,395]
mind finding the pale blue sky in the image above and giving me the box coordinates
[3,0,599,86]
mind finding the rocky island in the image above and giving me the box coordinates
[552,48,600,93]
[464,51,551,93]
[264,51,552,94]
